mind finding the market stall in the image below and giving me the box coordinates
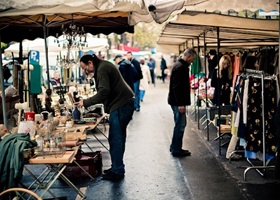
[155,4,279,180]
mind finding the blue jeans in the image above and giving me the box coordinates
[134,80,140,109]
[139,90,145,101]
[150,69,155,85]
[108,99,134,175]
[134,80,140,110]
[170,105,187,153]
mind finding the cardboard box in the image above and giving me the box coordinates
[63,151,102,178]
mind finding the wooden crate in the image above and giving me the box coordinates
[63,151,102,178]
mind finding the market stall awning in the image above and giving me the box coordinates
[0,12,134,43]
[0,0,188,42]
[0,0,186,25]
[156,11,279,54]
[183,0,278,13]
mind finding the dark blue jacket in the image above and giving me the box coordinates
[160,58,167,70]
[118,59,135,91]
[148,59,156,70]
[130,58,143,81]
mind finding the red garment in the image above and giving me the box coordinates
[232,55,241,87]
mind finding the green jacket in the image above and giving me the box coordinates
[83,60,134,112]
[0,133,37,191]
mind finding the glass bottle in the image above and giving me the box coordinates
[72,105,81,122]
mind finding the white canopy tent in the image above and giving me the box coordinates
[4,36,62,57]
[4,34,109,58]
[4,34,109,73]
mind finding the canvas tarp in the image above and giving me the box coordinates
[0,0,186,38]
[156,11,279,55]
[183,0,278,12]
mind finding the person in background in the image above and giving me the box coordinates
[147,56,156,86]
[77,54,134,181]
[127,52,143,112]
[210,55,233,106]
[50,71,61,86]
[139,57,151,102]
[168,48,197,157]
[160,55,167,83]
[114,54,135,91]
[207,49,218,78]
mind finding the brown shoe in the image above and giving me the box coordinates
[230,153,242,161]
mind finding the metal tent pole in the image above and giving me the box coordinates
[204,32,210,141]
[0,34,8,128]
[43,15,51,90]
[197,36,201,129]
[278,0,280,88]
[216,27,222,156]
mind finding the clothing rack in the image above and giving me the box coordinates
[242,69,275,181]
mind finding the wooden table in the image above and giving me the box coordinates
[72,114,109,151]
[55,114,109,151]
[25,147,86,199]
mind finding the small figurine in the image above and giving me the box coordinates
[45,88,54,116]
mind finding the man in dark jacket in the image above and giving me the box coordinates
[114,54,135,91]
[207,49,218,78]
[168,48,197,157]
[160,55,167,83]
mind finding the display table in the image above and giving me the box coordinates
[24,147,86,199]
[28,148,76,164]
[73,114,107,130]
[71,114,109,151]
[54,114,108,151]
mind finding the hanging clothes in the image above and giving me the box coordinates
[232,53,241,87]
[191,56,202,76]
[239,76,278,158]
[258,48,277,75]
[235,76,247,139]
[274,99,280,178]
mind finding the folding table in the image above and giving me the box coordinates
[75,114,109,151]
[24,147,87,199]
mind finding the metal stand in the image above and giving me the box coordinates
[242,69,275,181]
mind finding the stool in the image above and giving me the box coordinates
[214,124,232,147]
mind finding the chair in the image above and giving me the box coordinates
[202,105,232,129]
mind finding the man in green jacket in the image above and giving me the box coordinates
[77,54,134,181]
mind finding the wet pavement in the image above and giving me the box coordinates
[21,79,280,200]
